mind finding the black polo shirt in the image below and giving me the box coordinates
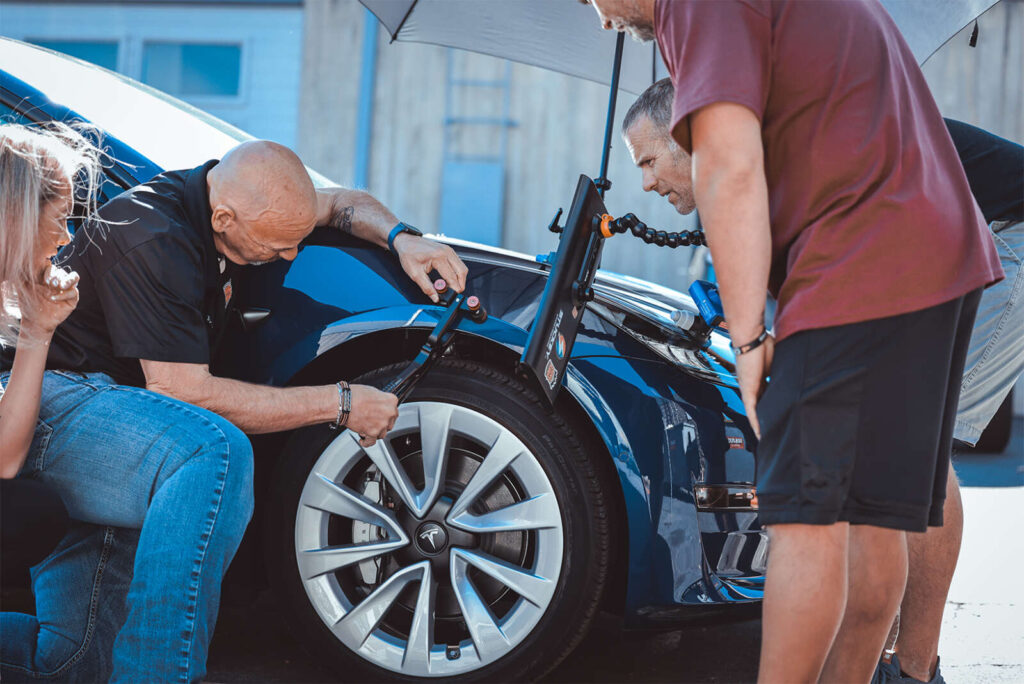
[945,118,1024,224]
[41,160,235,386]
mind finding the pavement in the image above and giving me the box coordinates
[199,419,1023,683]
[938,420,1024,683]
[3,424,1019,683]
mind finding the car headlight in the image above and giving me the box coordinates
[587,294,736,385]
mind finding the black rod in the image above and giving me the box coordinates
[390,0,419,43]
[595,32,625,198]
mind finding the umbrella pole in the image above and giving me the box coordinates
[594,32,625,199]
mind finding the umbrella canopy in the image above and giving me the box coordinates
[360,0,664,95]
[360,0,1001,93]
[885,0,1001,64]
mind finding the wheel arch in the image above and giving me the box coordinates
[267,314,637,614]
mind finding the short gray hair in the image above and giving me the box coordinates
[622,77,674,136]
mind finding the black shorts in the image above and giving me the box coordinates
[755,289,982,532]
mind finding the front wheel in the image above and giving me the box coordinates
[266,360,611,681]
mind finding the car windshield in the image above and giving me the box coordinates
[0,39,335,187]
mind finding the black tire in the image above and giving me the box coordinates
[266,359,611,682]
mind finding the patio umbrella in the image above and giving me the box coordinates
[359,0,665,96]
[359,0,1002,193]
[359,0,1001,95]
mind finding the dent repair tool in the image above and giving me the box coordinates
[599,212,707,248]
[382,279,488,403]
[522,175,712,404]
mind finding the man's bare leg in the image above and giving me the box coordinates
[892,473,964,680]
[820,526,908,683]
[758,523,849,684]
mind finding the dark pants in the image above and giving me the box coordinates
[756,289,982,532]
[1,478,69,585]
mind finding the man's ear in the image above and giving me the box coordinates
[210,205,235,235]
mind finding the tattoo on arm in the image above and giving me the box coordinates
[330,205,355,235]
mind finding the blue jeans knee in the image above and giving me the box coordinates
[0,524,137,682]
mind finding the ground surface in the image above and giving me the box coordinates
[202,419,1023,683]
[2,423,1019,683]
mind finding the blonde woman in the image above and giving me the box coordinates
[0,122,110,679]
[1,118,256,683]
[0,123,95,476]
[0,123,97,571]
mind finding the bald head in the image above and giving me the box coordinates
[207,141,319,265]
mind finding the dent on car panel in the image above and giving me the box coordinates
[570,353,762,622]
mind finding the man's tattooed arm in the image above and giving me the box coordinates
[329,204,355,235]
[316,188,398,248]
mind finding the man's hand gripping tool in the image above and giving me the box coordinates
[382,279,487,403]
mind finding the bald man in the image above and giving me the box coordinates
[0,142,468,683]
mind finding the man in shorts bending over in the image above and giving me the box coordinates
[586,1,1003,681]
[620,77,1024,684]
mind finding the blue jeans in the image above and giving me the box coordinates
[955,220,1024,445]
[0,371,254,683]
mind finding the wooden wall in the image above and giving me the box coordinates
[298,0,698,290]
[299,0,1022,290]
[922,0,1023,143]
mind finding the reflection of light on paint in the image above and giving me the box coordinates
[694,485,758,511]
[681,424,696,451]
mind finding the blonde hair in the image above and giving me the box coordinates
[0,122,105,345]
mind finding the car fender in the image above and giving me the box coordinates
[266,303,658,612]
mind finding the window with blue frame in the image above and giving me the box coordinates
[28,40,119,71]
[141,43,242,98]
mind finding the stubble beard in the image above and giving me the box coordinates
[627,23,655,43]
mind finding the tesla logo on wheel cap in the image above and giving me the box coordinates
[416,522,448,555]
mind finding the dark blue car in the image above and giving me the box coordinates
[1,38,762,681]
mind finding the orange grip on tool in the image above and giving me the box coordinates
[599,214,615,239]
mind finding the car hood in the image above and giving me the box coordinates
[440,236,704,329]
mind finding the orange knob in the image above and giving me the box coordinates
[599,214,615,239]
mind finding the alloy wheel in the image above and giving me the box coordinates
[294,401,565,677]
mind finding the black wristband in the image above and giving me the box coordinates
[731,328,769,356]
[387,222,423,253]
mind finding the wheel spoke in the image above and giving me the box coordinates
[450,553,510,661]
[414,403,454,517]
[403,562,436,672]
[359,433,420,513]
[334,562,428,647]
[296,401,567,676]
[451,549,555,608]
[303,473,405,537]
[448,430,526,519]
[298,539,406,580]
[449,493,561,534]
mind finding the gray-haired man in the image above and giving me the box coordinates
[623,77,1024,684]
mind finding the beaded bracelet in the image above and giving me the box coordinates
[329,381,351,430]
[731,328,769,356]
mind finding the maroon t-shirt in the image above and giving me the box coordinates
[655,0,1002,341]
